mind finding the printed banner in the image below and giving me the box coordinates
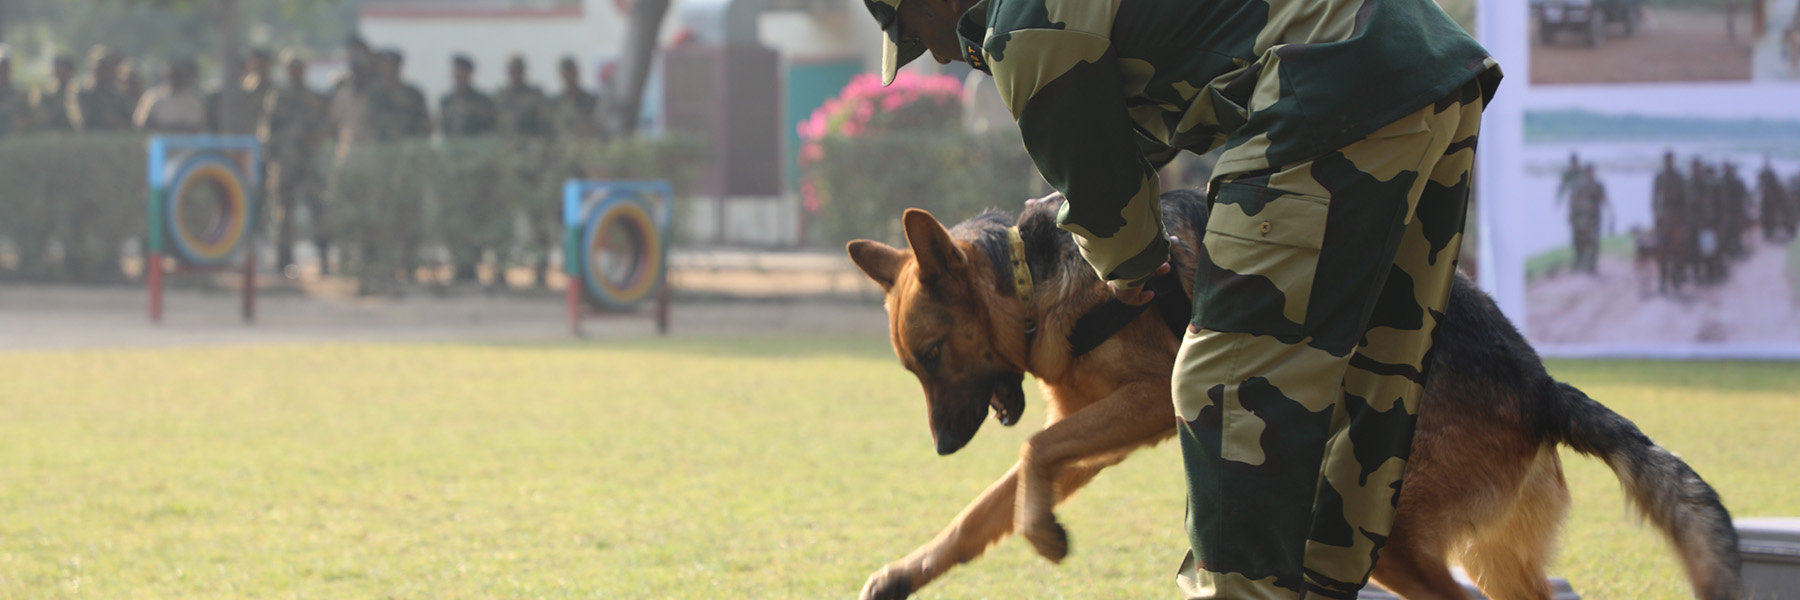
[1478,0,1800,358]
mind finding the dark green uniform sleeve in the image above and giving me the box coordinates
[995,28,1169,285]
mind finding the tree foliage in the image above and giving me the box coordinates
[1,0,354,82]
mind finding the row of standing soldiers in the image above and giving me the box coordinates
[0,38,614,288]
[0,44,160,136]
[1646,151,1798,294]
[266,39,612,288]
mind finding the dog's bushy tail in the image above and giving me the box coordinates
[1539,381,1742,600]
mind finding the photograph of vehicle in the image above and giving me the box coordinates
[1531,0,1754,84]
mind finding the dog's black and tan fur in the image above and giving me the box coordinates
[847,190,1740,600]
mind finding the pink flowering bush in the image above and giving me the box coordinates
[799,72,1037,246]
[797,72,964,174]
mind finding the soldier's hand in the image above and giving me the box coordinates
[1108,236,1177,306]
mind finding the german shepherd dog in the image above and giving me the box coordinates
[846,190,1740,600]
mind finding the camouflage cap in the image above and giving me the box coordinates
[863,0,926,86]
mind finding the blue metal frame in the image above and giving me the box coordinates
[146,135,263,263]
[562,180,674,309]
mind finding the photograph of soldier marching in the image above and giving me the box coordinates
[1521,104,1800,346]
[1754,0,1800,80]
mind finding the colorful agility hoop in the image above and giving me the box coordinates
[164,153,253,266]
[563,180,673,335]
[145,135,262,323]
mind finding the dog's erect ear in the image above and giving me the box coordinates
[846,239,907,292]
[902,208,966,285]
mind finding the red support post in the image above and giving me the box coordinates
[656,280,671,336]
[241,243,256,323]
[566,276,584,337]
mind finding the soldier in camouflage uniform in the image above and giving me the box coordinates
[116,57,144,112]
[328,36,378,162]
[365,49,433,284]
[494,55,552,140]
[439,54,501,283]
[551,56,602,140]
[440,55,497,138]
[30,56,79,134]
[1652,151,1688,294]
[133,57,207,134]
[1556,152,1582,204]
[262,50,331,274]
[1760,158,1793,243]
[0,47,29,138]
[208,49,277,135]
[1718,162,1748,260]
[365,50,432,143]
[1564,164,1608,275]
[864,0,1499,596]
[1689,159,1724,286]
[493,54,555,286]
[73,46,134,132]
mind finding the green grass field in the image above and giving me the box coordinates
[1,339,1795,599]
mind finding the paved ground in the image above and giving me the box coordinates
[1526,235,1800,344]
[0,249,890,351]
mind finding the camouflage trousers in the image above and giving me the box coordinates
[1173,79,1485,600]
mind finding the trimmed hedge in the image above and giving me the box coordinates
[0,134,147,281]
[0,134,701,286]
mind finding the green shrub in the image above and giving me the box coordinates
[0,134,701,285]
[0,134,147,281]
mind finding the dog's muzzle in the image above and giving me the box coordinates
[930,372,1027,456]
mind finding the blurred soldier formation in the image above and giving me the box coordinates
[0,38,618,292]
[1561,150,1800,296]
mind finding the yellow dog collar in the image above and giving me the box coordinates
[1006,226,1036,337]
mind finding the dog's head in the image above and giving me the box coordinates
[847,209,1028,456]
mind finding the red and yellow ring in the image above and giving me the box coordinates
[166,156,250,265]
[581,199,661,309]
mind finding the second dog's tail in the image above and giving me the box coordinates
[1539,381,1742,600]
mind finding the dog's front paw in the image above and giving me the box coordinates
[1021,518,1070,563]
[860,565,915,600]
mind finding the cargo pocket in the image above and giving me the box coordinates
[1194,182,1331,338]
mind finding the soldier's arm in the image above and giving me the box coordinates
[994,29,1168,286]
[132,91,154,131]
[67,92,86,132]
[413,89,433,137]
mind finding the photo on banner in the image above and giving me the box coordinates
[1529,0,1756,84]
[1478,0,1800,357]
[1517,100,1800,348]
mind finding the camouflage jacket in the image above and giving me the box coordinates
[208,79,276,135]
[261,84,329,166]
[29,82,78,133]
[1653,167,1686,227]
[550,88,601,140]
[493,84,552,139]
[1687,173,1719,226]
[0,89,28,137]
[958,0,1500,284]
[440,88,498,138]
[365,80,432,142]
[74,84,134,132]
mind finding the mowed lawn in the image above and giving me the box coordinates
[0,338,1795,599]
